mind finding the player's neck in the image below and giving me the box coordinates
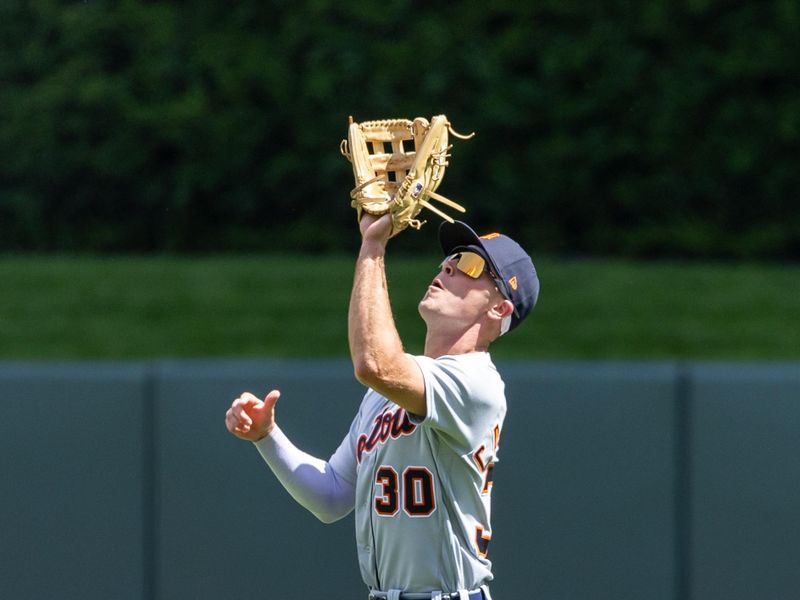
[423,327,489,358]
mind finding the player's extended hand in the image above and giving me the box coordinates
[225,390,281,442]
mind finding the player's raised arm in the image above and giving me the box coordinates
[348,214,427,417]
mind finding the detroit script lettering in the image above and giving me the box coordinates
[356,407,416,463]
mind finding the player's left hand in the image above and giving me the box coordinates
[359,213,393,245]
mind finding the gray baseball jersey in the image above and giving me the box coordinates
[328,351,507,593]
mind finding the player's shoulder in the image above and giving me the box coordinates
[415,351,503,386]
[429,351,499,370]
[415,352,506,417]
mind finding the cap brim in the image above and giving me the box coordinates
[439,220,500,273]
[439,220,483,256]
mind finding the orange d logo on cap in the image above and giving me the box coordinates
[508,276,518,290]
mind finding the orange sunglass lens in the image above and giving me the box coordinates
[458,253,487,278]
[440,252,487,278]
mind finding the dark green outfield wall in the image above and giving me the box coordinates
[1,360,798,599]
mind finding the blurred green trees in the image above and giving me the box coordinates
[1,0,798,258]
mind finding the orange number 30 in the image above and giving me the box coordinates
[374,466,436,517]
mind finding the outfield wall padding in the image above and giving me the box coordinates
[1,360,797,600]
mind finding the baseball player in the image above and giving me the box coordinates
[225,213,539,599]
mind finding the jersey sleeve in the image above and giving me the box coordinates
[410,354,506,453]
[254,425,356,524]
[252,396,366,524]
[326,405,361,488]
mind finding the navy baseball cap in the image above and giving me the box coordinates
[438,220,540,333]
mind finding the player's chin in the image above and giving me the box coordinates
[417,298,430,319]
[417,297,441,322]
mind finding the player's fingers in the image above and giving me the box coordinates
[263,389,281,408]
[226,416,252,437]
[225,405,253,430]
[234,392,261,407]
[225,407,243,425]
[249,390,280,416]
[225,410,242,433]
[231,395,261,415]
[231,405,254,425]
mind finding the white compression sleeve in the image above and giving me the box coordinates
[253,426,355,523]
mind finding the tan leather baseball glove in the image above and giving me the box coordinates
[340,115,474,235]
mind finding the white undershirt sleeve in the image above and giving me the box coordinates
[253,425,356,524]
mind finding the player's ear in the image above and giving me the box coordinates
[487,298,514,323]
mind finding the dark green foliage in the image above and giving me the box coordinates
[1,0,797,258]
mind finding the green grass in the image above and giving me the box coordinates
[0,254,797,360]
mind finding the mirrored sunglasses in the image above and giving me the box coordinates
[440,251,517,317]
[440,252,493,279]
